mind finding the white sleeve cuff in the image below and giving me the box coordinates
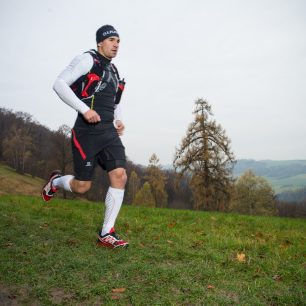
[114,103,123,121]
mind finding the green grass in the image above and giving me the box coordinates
[0,195,305,305]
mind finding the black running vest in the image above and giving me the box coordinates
[71,50,125,127]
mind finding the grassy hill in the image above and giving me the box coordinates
[0,195,305,305]
[0,164,44,196]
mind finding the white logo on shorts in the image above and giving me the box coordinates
[85,161,92,167]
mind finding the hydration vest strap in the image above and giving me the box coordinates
[111,63,121,81]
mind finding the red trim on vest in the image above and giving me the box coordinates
[81,73,100,97]
[71,129,87,160]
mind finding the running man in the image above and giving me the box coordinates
[42,25,128,249]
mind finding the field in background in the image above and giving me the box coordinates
[0,195,305,305]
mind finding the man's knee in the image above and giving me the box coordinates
[71,180,92,194]
[109,168,127,187]
[114,168,127,184]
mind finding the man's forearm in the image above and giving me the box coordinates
[53,53,93,114]
[53,78,90,114]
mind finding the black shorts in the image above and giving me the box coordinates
[71,125,126,181]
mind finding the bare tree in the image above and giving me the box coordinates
[174,98,235,210]
[3,125,33,174]
[145,153,168,208]
[126,170,141,204]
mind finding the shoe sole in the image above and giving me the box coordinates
[41,170,62,202]
[96,234,129,249]
[96,241,129,249]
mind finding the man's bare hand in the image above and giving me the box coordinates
[115,120,125,136]
[83,110,101,123]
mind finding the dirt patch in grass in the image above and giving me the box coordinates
[50,288,74,305]
[219,290,240,304]
[0,284,32,306]
[0,284,43,306]
[0,285,18,306]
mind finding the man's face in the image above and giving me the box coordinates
[98,36,120,59]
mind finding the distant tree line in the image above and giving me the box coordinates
[1,104,305,218]
[0,107,192,207]
[277,187,306,203]
[275,187,306,218]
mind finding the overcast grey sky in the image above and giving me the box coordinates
[0,0,305,165]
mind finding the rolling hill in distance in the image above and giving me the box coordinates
[232,159,306,194]
[164,159,306,195]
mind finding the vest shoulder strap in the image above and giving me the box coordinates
[111,63,120,80]
[86,50,120,80]
[84,50,104,74]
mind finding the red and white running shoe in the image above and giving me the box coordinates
[97,228,129,249]
[41,170,62,202]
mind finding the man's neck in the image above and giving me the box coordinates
[97,49,111,61]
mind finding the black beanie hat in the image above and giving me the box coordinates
[96,25,119,43]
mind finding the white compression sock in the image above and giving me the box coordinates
[52,175,74,192]
[101,187,125,236]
